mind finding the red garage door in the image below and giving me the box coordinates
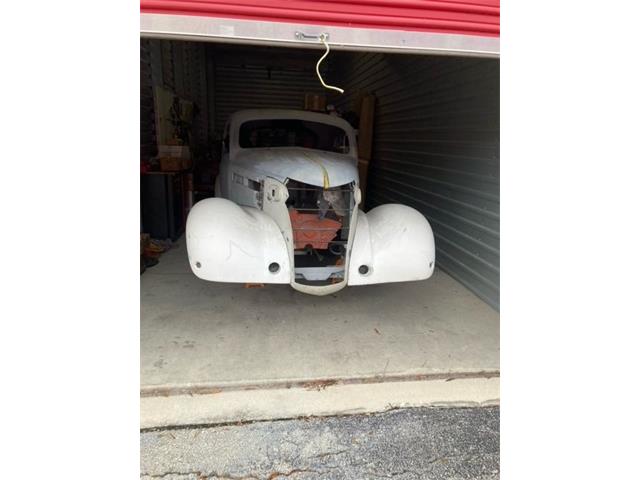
[141,0,500,56]
[141,0,499,37]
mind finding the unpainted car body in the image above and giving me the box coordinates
[186,109,435,295]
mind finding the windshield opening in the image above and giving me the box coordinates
[239,119,350,154]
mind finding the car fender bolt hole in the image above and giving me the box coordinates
[268,262,280,273]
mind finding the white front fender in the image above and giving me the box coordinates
[186,198,291,283]
[348,204,435,285]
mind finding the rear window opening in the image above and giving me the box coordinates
[239,119,350,154]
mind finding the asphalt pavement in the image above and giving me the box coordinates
[141,406,499,479]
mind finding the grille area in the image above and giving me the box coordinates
[286,180,355,285]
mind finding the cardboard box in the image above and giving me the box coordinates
[159,157,183,172]
[304,93,327,112]
[140,233,150,254]
[159,156,192,172]
[158,145,191,159]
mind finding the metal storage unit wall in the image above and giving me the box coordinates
[140,40,157,161]
[144,39,213,152]
[331,52,499,309]
[144,41,330,138]
[182,43,211,147]
[211,46,328,133]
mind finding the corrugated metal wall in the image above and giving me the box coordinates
[146,41,327,141]
[143,39,212,151]
[140,40,157,161]
[183,43,210,147]
[211,46,327,133]
[331,52,500,309]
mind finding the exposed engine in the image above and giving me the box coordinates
[285,179,355,285]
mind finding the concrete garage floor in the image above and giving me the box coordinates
[141,238,499,428]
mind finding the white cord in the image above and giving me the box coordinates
[316,34,344,94]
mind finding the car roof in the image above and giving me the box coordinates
[229,109,354,132]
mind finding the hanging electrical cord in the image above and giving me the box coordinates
[316,34,344,94]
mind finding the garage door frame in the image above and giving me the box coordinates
[140,13,499,58]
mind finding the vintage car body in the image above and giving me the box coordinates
[186,109,435,295]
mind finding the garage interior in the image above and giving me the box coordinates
[140,38,499,427]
